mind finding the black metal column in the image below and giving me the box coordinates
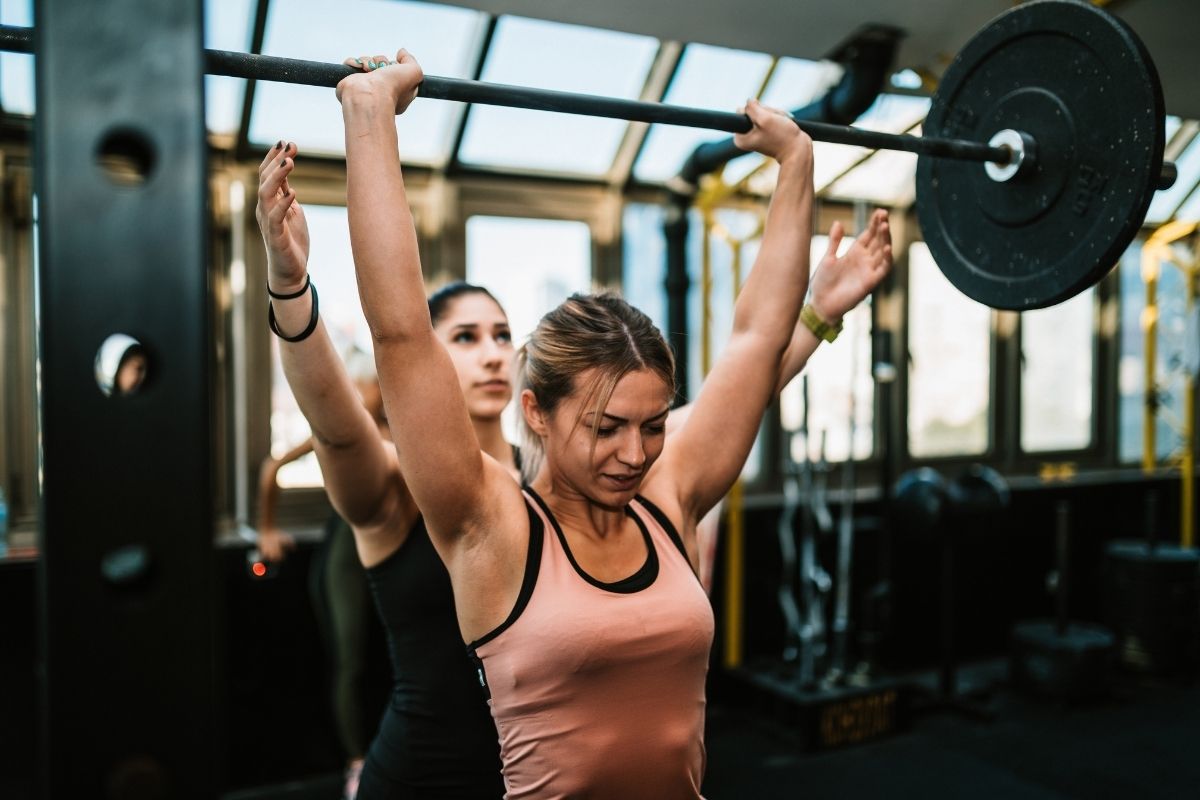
[663,195,690,404]
[36,0,214,796]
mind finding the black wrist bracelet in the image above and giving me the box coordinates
[268,279,320,343]
[267,274,310,300]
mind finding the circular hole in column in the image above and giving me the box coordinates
[95,127,156,186]
[95,334,150,397]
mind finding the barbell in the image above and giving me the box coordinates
[0,0,1176,311]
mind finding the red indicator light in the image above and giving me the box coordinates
[251,561,267,578]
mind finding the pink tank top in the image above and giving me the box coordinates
[468,488,715,799]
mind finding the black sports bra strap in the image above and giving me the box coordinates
[633,495,690,563]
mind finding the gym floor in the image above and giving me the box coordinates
[205,661,1199,800]
[704,673,1199,799]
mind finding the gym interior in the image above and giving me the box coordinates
[2,0,1200,797]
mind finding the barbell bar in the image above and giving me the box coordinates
[0,0,1181,310]
[0,22,1149,177]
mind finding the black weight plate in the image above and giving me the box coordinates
[916,0,1166,310]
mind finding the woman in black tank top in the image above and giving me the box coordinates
[355,285,521,799]
[257,142,520,797]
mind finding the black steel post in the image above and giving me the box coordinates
[1055,500,1071,637]
[663,196,690,405]
[36,0,215,796]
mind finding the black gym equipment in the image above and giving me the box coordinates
[1011,501,1117,702]
[917,0,1169,311]
[735,376,909,753]
[777,391,806,665]
[35,0,215,796]
[894,465,1011,718]
[777,376,833,683]
[826,323,862,686]
[0,0,1179,312]
[1102,494,1200,676]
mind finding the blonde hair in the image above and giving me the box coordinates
[517,292,675,483]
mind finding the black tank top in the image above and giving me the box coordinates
[361,517,504,797]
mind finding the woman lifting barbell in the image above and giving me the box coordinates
[325,47,890,797]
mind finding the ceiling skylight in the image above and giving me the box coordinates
[248,0,487,164]
[457,16,658,176]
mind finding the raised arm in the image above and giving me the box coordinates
[336,52,502,543]
[775,210,894,392]
[664,211,892,434]
[654,100,813,520]
[256,142,406,542]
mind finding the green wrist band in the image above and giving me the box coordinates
[801,303,842,343]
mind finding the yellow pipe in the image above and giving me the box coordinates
[1142,220,1200,547]
[701,208,714,377]
[724,238,747,668]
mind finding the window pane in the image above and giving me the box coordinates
[721,57,843,186]
[824,144,920,206]
[621,203,669,335]
[1021,288,1094,452]
[908,242,990,457]
[780,235,874,463]
[466,216,592,441]
[270,205,373,487]
[249,0,485,163]
[204,0,254,135]
[1146,129,1200,225]
[458,17,658,175]
[1,0,33,115]
[633,44,773,183]
[1173,181,1200,222]
[1165,116,1183,147]
[1117,241,1190,463]
[813,95,930,192]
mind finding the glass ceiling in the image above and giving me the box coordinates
[205,0,254,135]
[1,0,1197,218]
[1147,123,1200,225]
[632,43,775,183]
[457,16,658,176]
[248,0,486,163]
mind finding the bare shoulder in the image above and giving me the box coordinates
[468,454,530,547]
[637,466,690,534]
[638,468,702,574]
[423,453,527,563]
[643,435,692,512]
[442,456,532,642]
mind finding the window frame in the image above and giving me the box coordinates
[0,148,38,543]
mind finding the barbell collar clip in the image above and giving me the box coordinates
[984,129,1037,183]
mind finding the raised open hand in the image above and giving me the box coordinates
[255,140,310,294]
[809,209,893,324]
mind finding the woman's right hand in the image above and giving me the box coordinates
[336,49,424,116]
[257,526,296,563]
[733,98,813,168]
[256,141,310,295]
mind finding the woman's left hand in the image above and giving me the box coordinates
[733,99,812,167]
[808,208,893,325]
[336,48,423,115]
